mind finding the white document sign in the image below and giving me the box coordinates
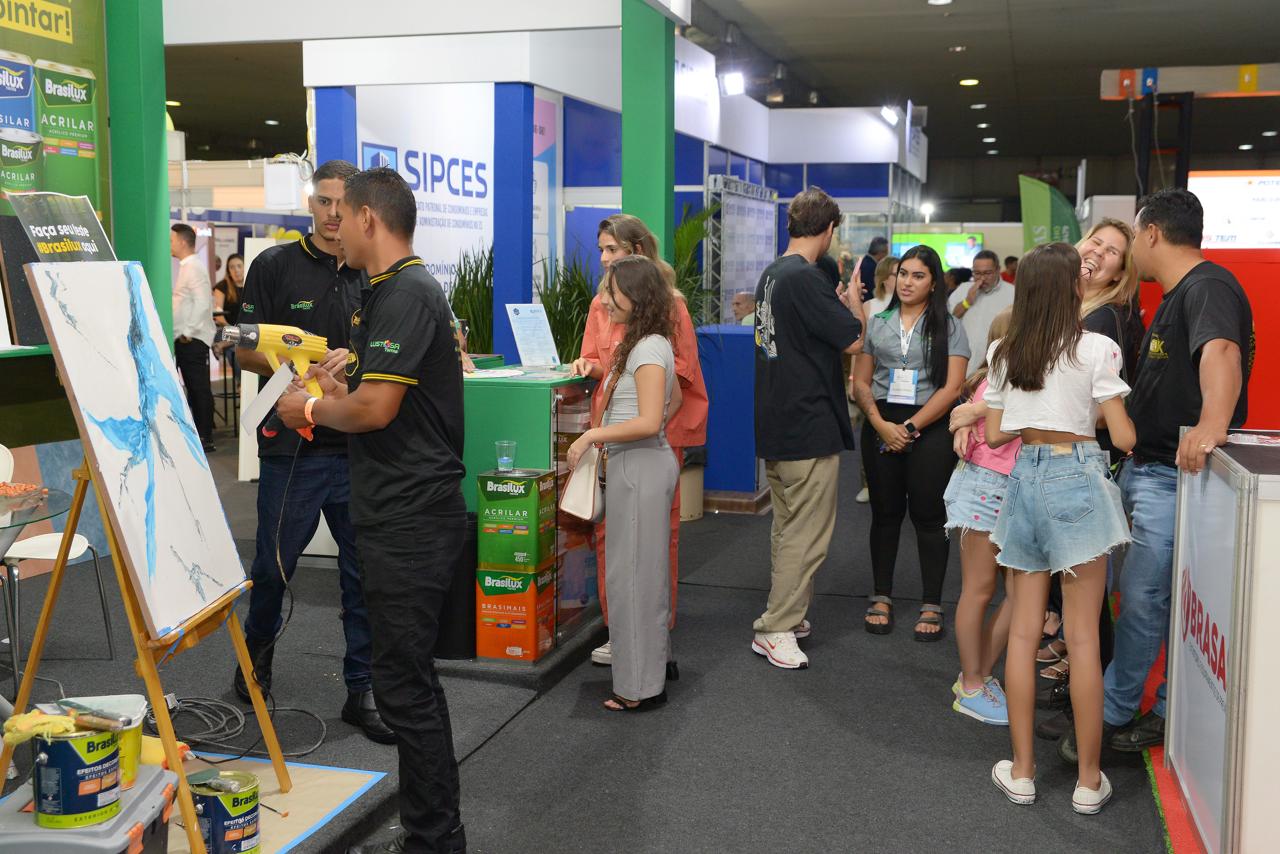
[506,304,560,368]
[356,83,495,291]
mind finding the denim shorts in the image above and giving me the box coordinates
[943,461,1009,534]
[989,442,1130,574]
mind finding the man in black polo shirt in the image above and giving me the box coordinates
[277,167,467,854]
[234,159,393,744]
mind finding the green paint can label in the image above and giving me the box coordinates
[194,770,261,854]
[33,729,121,829]
[34,59,98,211]
[0,127,42,200]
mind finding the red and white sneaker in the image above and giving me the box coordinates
[793,620,812,640]
[752,631,809,669]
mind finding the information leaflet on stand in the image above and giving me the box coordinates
[506,303,560,368]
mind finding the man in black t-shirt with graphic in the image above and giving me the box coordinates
[1059,188,1252,763]
[277,168,466,854]
[751,187,864,671]
[234,159,393,745]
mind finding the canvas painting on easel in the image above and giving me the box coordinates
[25,261,246,637]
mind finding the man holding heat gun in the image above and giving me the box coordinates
[233,159,394,745]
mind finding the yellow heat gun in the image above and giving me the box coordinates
[218,323,329,441]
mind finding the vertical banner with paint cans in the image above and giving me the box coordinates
[354,83,494,292]
[0,0,109,346]
[532,88,561,293]
[1018,175,1081,251]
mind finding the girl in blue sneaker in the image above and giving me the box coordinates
[982,243,1135,815]
[945,307,1016,726]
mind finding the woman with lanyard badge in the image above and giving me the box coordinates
[852,245,970,640]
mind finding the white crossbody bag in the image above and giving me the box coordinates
[559,373,618,523]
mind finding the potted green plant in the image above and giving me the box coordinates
[448,246,494,354]
[537,256,595,364]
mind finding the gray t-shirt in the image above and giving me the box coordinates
[604,334,675,447]
[863,306,971,404]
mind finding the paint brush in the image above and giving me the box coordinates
[260,801,289,819]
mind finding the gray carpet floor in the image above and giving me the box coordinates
[4,425,1168,852]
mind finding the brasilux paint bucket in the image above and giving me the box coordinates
[0,127,42,198]
[65,694,148,790]
[34,59,98,209]
[0,49,36,133]
[33,729,121,828]
[193,770,261,854]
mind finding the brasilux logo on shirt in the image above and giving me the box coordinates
[1148,334,1168,360]
[290,299,315,311]
[369,339,400,354]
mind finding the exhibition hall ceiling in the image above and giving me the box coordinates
[692,0,1280,158]
[164,1,1280,162]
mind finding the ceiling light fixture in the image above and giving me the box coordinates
[927,0,953,5]
[165,100,181,107]
[986,149,999,155]
[982,137,996,143]
[720,71,746,97]
[1263,131,1278,137]
[920,202,936,223]
[959,78,980,87]
[1239,143,1254,150]
[880,106,900,127]
[808,90,820,106]
[971,103,987,110]
[766,89,785,105]
[264,119,280,126]
[948,45,966,53]
[976,122,990,129]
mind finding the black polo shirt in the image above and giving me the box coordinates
[347,257,465,525]
[239,235,365,457]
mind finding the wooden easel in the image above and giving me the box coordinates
[0,459,291,854]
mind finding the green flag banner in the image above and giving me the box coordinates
[1019,175,1082,251]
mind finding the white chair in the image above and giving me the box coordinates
[0,445,114,697]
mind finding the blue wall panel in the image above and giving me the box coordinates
[493,83,534,361]
[727,154,748,181]
[313,86,357,166]
[748,159,763,186]
[765,164,804,199]
[565,206,619,286]
[805,162,890,197]
[674,133,703,186]
[564,97,621,187]
[698,325,758,492]
[777,203,790,255]
[706,145,728,177]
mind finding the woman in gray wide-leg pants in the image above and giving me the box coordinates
[606,439,679,700]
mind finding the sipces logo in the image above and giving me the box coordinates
[361,142,397,171]
[1180,567,1227,692]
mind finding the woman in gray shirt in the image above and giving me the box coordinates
[568,256,682,711]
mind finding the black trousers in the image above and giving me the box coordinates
[174,338,214,442]
[357,495,468,854]
[860,401,955,604]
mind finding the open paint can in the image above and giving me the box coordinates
[193,770,261,854]
[64,694,148,789]
[33,728,121,828]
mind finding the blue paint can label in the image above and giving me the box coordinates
[0,49,35,133]
[194,771,261,854]
[34,729,121,828]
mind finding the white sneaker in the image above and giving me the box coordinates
[1072,772,1112,815]
[751,631,809,669]
[591,640,611,665]
[991,760,1036,805]
[793,620,812,640]
[855,487,870,504]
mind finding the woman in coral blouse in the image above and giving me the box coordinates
[570,214,709,670]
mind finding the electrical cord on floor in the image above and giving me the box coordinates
[148,436,327,764]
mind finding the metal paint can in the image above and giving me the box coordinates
[33,729,122,828]
[34,59,99,208]
[0,127,43,197]
[193,770,261,854]
[0,49,36,133]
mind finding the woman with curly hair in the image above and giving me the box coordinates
[568,255,683,711]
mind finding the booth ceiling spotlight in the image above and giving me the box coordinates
[720,71,745,97]
[880,106,900,126]
[959,78,980,87]
[970,103,987,110]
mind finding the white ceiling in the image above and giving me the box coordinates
[695,0,1280,158]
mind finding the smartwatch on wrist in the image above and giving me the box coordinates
[904,420,919,437]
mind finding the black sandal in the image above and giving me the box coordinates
[914,604,946,643]
[865,595,893,635]
[604,691,668,712]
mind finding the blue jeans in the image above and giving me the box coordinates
[245,455,372,694]
[1103,459,1177,725]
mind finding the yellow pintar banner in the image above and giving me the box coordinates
[1238,64,1259,93]
[0,0,73,45]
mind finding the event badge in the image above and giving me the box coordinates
[887,369,919,405]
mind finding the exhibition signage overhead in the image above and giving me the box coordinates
[355,82,495,291]
[1018,175,1081,251]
